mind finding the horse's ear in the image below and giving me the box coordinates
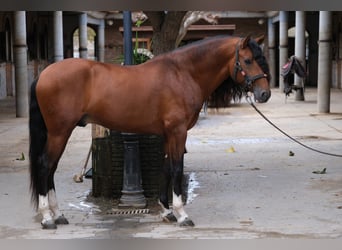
[254,35,265,45]
[241,35,251,49]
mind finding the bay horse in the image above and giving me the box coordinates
[29,35,271,229]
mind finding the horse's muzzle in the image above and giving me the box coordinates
[254,88,271,103]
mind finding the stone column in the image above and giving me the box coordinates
[14,11,28,117]
[53,11,64,62]
[317,11,332,113]
[279,11,288,92]
[268,18,276,88]
[97,19,105,62]
[294,11,306,101]
[79,13,88,59]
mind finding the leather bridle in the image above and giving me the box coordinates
[233,39,268,92]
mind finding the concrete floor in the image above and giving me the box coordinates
[0,88,342,239]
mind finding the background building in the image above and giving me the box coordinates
[0,11,341,114]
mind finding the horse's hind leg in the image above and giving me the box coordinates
[47,189,68,225]
[36,152,56,229]
[39,132,71,229]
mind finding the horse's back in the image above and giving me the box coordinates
[39,58,114,84]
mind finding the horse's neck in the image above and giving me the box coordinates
[184,41,235,99]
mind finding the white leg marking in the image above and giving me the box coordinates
[38,194,53,224]
[158,200,173,218]
[48,189,62,219]
[173,192,188,223]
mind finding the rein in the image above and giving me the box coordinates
[246,95,342,158]
[233,39,268,92]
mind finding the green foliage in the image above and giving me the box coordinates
[133,52,151,65]
[114,18,152,65]
[133,19,150,65]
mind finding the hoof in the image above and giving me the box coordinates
[179,218,195,227]
[41,220,57,230]
[55,215,69,225]
[162,212,177,223]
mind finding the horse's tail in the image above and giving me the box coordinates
[29,78,47,210]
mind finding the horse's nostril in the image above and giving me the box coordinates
[260,90,271,102]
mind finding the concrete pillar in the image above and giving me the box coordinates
[13,11,28,117]
[79,13,88,59]
[294,11,306,101]
[317,11,332,113]
[279,11,288,92]
[97,19,105,62]
[53,11,64,62]
[268,18,276,88]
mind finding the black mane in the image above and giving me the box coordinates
[208,38,270,108]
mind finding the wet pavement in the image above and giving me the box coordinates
[0,88,342,239]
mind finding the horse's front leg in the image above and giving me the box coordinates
[159,155,177,223]
[171,154,194,227]
[162,127,194,227]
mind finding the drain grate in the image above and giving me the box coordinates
[107,208,150,215]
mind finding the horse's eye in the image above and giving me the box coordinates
[244,59,252,65]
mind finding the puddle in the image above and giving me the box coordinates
[186,172,200,204]
[68,190,101,214]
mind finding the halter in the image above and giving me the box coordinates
[233,38,268,92]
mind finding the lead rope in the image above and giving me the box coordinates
[245,95,342,157]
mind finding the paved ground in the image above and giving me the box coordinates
[0,88,342,239]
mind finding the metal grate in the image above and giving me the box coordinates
[107,208,150,215]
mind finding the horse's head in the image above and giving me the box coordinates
[232,35,271,103]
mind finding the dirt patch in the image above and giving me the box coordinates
[310,177,342,193]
